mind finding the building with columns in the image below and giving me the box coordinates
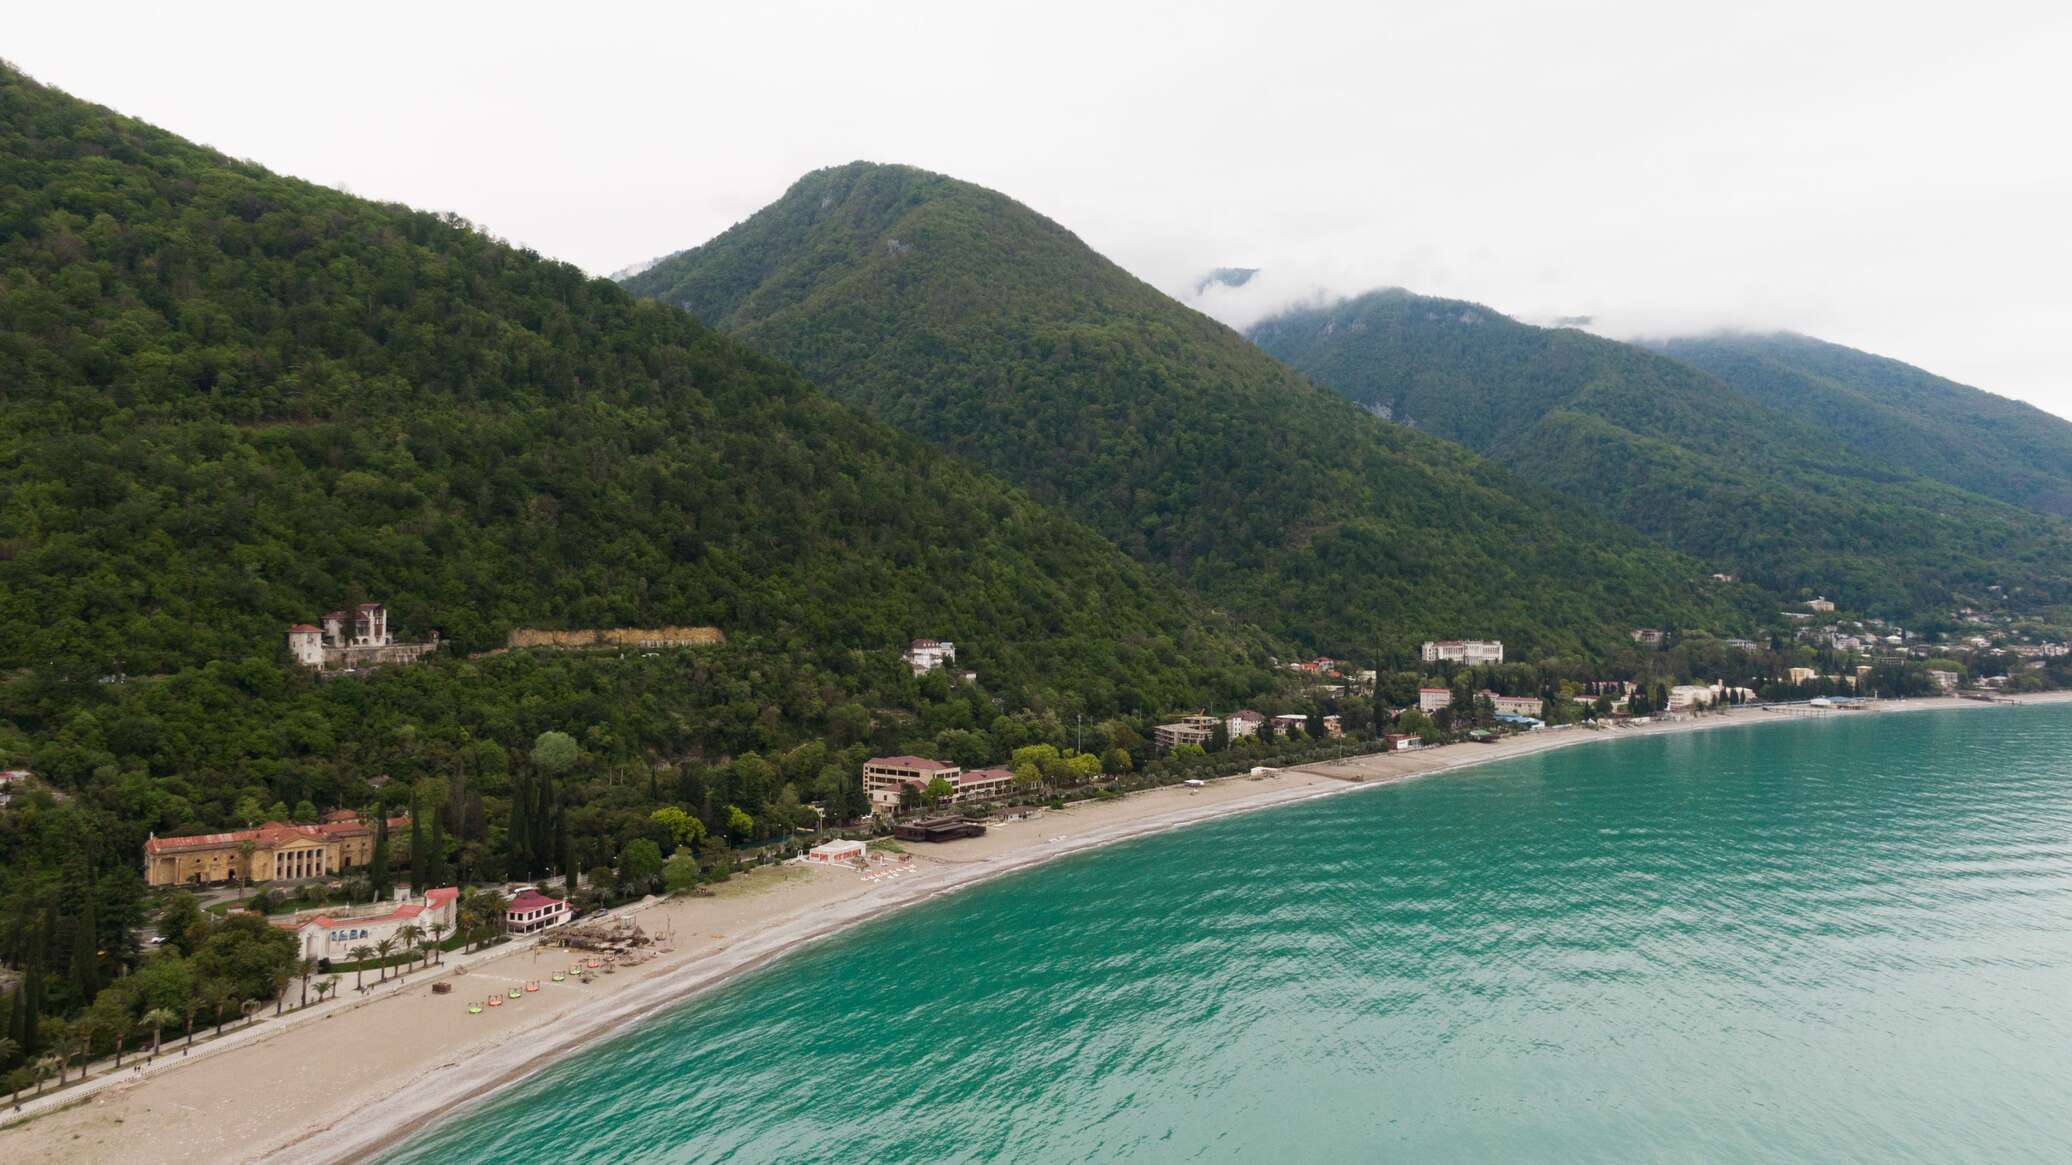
[143,814,408,887]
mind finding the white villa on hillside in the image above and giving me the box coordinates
[903,638,957,675]
[1419,688,1454,712]
[1422,639,1504,665]
[287,602,438,671]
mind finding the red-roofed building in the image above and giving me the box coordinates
[863,756,962,809]
[505,890,570,935]
[143,813,410,887]
[273,887,460,962]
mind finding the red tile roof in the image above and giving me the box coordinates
[288,623,321,633]
[507,891,566,914]
[864,755,958,771]
[960,767,1014,783]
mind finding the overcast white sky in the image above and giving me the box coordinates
[11,1,2071,415]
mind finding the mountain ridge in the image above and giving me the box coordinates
[624,162,1744,658]
[1248,289,2072,616]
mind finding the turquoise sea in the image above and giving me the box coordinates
[390,706,2072,1163]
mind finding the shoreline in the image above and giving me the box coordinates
[6,692,2065,1164]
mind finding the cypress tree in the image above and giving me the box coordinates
[370,810,392,901]
[426,805,447,890]
[408,793,427,897]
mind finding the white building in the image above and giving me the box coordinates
[505,889,571,935]
[273,887,459,963]
[1807,596,1836,613]
[1225,710,1264,739]
[902,639,957,675]
[1421,639,1504,665]
[287,601,437,671]
[806,839,868,865]
[1928,669,1960,693]
[1418,688,1454,713]
[862,757,1014,808]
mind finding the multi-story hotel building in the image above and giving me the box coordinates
[862,756,1014,809]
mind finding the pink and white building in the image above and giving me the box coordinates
[505,890,571,935]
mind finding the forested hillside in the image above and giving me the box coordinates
[624,163,1737,658]
[1249,290,2072,617]
[0,69,1276,702]
[0,66,1291,1060]
[1648,332,2072,518]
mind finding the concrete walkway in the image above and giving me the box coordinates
[0,928,578,1128]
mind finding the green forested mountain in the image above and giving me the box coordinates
[1248,289,2072,617]
[0,66,1300,1043]
[0,69,1268,707]
[623,163,1736,658]
[1646,332,2072,518]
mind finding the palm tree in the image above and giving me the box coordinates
[141,1008,178,1056]
[373,937,397,981]
[427,921,449,964]
[32,1055,60,1096]
[272,967,294,1016]
[181,995,201,1050]
[110,1019,132,1070]
[296,956,319,1008]
[63,1019,92,1084]
[241,999,263,1028]
[396,925,424,975]
[315,976,339,1004]
[349,945,374,990]
[209,986,234,1037]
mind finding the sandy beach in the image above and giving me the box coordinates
[4,693,2063,1164]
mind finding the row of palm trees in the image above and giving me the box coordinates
[341,920,453,991]
[4,972,352,1109]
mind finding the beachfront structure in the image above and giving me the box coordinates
[1419,688,1453,712]
[1485,693,1544,717]
[505,890,571,935]
[1154,715,1220,751]
[1225,710,1264,739]
[288,601,439,671]
[1787,667,1818,685]
[806,839,868,865]
[142,813,408,887]
[862,757,1013,809]
[1383,733,1419,751]
[273,888,459,963]
[1422,639,1504,665]
[1929,669,1960,693]
[893,817,986,843]
[903,638,957,675]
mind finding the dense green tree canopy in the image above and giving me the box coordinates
[624,163,1741,659]
[1250,290,2072,619]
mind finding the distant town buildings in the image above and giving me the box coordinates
[902,638,957,675]
[1224,710,1265,739]
[272,888,459,962]
[862,756,1011,809]
[143,812,409,887]
[1806,596,1836,613]
[1422,639,1504,665]
[287,602,438,671]
[1631,629,1663,647]
[1787,667,1818,685]
[1485,693,1544,718]
[1155,715,1221,750]
[1928,669,1960,693]
[1419,688,1453,712]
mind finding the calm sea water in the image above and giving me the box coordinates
[390,707,2072,1163]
